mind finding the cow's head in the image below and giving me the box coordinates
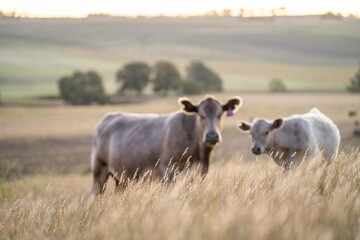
[238,118,283,155]
[179,95,242,146]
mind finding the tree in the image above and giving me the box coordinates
[186,61,223,92]
[181,81,201,95]
[239,8,245,17]
[58,71,107,105]
[269,78,287,92]
[222,9,232,17]
[116,62,151,96]
[321,11,343,20]
[152,61,182,96]
[205,10,218,17]
[347,63,360,92]
[279,7,286,16]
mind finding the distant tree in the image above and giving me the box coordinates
[186,61,223,92]
[181,81,202,95]
[279,7,286,16]
[347,63,360,92]
[269,78,287,92]
[239,8,245,17]
[271,9,277,16]
[205,10,218,17]
[58,71,107,105]
[222,9,232,17]
[321,11,343,20]
[116,62,151,96]
[152,61,182,96]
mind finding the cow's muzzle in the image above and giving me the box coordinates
[205,132,220,145]
[252,146,262,155]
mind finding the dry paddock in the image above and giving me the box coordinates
[0,92,359,174]
[0,93,360,239]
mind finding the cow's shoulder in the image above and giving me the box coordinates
[179,112,198,133]
[166,111,198,137]
[280,116,313,148]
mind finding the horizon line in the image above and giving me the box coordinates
[0,8,360,19]
[1,10,358,19]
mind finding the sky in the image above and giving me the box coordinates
[0,0,359,18]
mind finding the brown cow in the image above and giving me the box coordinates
[91,95,242,195]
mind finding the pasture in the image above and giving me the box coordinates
[1,17,360,99]
[0,93,360,239]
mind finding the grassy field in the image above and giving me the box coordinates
[1,17,360,99]
[0,93,360,239]
[1,152,360,240]
[1,15,360,237]
[0,93,359,174]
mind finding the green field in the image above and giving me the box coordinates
[1,16,360,100]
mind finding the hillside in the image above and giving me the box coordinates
[1,16,360,98]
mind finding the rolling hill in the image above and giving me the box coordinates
[0,16,360,98]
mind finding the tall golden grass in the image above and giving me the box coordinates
[1,148,359,240]
[1,93,359,239]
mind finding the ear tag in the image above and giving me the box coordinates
[227,108,234,117]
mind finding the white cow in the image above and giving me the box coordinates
[238,108,340,169]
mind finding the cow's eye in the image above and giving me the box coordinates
[199,115,206,120]
[265,131,269,135]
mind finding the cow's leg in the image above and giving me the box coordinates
[284,148,319,170]
[113,171,128,192]
[283,149,305,170]
[91,158,109,195]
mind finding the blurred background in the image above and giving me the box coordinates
[0,0,360,179]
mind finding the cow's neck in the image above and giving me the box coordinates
[269,129,289,151]
[190,116,212,175]
[199,141,214,176]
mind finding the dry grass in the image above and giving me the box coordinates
[0,93,360,239]
[1,149,360,240]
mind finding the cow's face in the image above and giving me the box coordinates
[238,118,283,155]
[179,95,242,146]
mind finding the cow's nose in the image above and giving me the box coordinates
[252,147,262,155]
[206,132,219,142]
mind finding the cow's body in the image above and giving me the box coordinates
[92,112,205,181]
[91,96,242,195]
[239,108,340,169]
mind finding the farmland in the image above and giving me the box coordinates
[1,16,360,100]
[1,14,360,240]
[0,93,360,239]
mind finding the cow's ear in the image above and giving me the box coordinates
[271,118,283,130]
[238,121,251,132]
[178,97,198,113]
[222,96,242,113]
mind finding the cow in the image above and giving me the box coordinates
[238,108,340,169]
[91,95,242,195]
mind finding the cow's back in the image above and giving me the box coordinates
[93,112,168,175]
[303,109,340,160]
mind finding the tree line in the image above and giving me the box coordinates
[58,61,360,105]
[58,61,223,105]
